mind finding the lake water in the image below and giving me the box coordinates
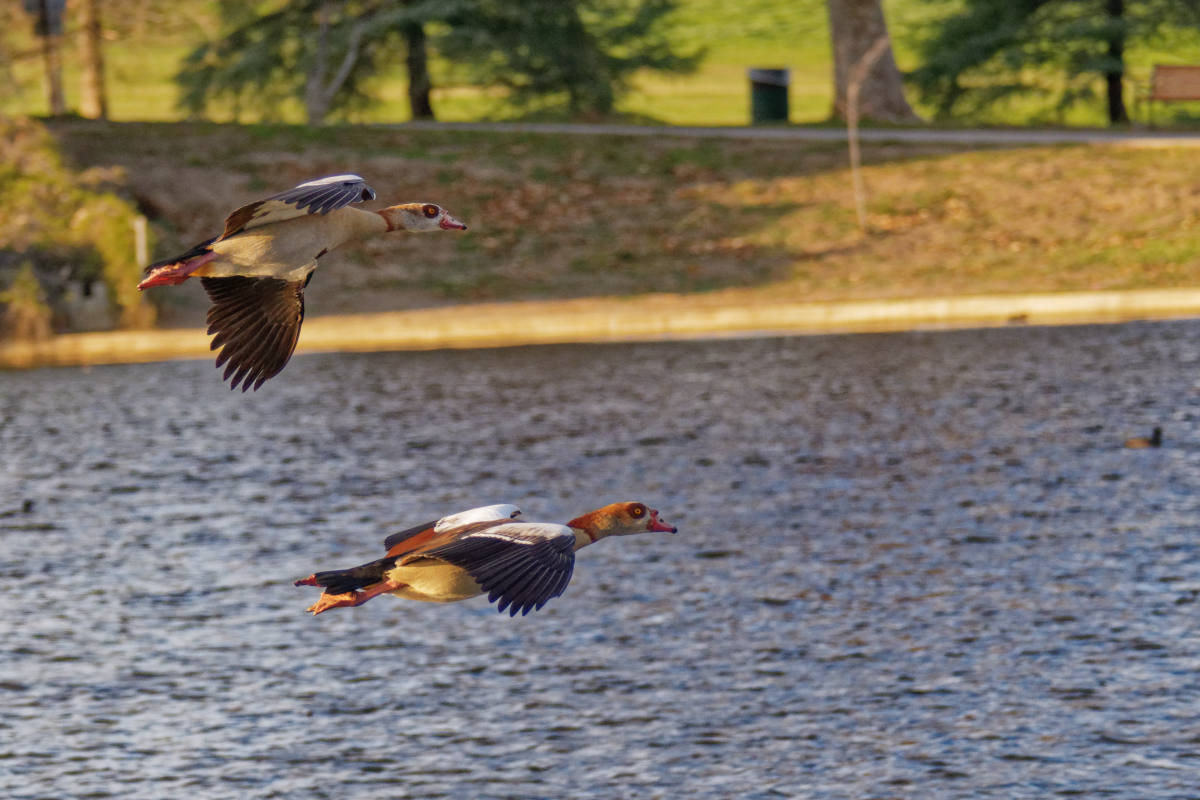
[4,321,1200,798]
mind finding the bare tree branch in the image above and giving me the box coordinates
[846,34,890,232]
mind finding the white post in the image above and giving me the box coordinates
[133,215,148,267]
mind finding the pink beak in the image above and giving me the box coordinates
[648,509,677,533]
[440,214,468,231]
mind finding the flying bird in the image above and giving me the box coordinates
[294,501,678,617]
[137,175,467,391]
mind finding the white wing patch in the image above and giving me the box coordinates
[465,522,574,545]
[434,504,522,533]
[296,174,366,188]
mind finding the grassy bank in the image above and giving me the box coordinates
[36,119,1200,332]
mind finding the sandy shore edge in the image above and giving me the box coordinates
[5,287,1200,370]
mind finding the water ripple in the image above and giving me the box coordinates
[3,321,1200,797]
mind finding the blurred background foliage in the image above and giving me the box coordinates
[174,0,702,124]
[910,0,1200,125]
[0,115,154,337]
[5,0,1200,127]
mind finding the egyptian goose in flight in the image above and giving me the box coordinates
[137,175,467,391]
[294,501,678,616]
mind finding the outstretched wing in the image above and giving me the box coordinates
[418,522,576,616]
[382,504,522,555]
[201,275,306,392]
[219,175,377,239]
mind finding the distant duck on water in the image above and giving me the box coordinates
[1124,427,1163,449]
[294,501,678,617]
[137,175,467,391]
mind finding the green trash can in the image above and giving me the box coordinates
[749,68,789,124]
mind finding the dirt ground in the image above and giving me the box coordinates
[42,120,1200,328]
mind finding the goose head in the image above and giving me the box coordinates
[381,202,468,232]
[568,501,677,542]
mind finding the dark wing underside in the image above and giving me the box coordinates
[420,525,576,616]
[201,276,305,392]
[268,175,377,214]
[220,175,377,239]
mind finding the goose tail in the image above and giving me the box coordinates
[293,556,396,595]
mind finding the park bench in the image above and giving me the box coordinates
[1144,65,1200,125]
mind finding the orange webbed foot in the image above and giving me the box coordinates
[306,591,362,615]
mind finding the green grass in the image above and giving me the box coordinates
[9,0,1200,127]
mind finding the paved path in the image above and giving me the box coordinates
[6,287,1200,370]
[397,120,1200,146]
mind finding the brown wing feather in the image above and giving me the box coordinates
[201,276,306,391]
[383,522,440,557]
[382,505,521,555]
[392,520,512,561]
[220,200,269,240]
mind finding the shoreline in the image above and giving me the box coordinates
[5,287,1200,370]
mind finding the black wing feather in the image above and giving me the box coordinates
[484,555,537,612]
[247,323,294,390]
[423,529,576,616]
[299,186,339,213]
[201,276,305,391]
[495,562,548,616]
[521,564,560,614]
[269,176,376,215]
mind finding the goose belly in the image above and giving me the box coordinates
[202,215,352,280]
[385,559,483,603]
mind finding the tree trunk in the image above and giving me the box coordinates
[34,0,66,115]
[304,2,333,125]
[826,0,920,123]
[1104,0,1128,125]
[78,0,107,119]
[403,19,434,120]
[304,1,364,125]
